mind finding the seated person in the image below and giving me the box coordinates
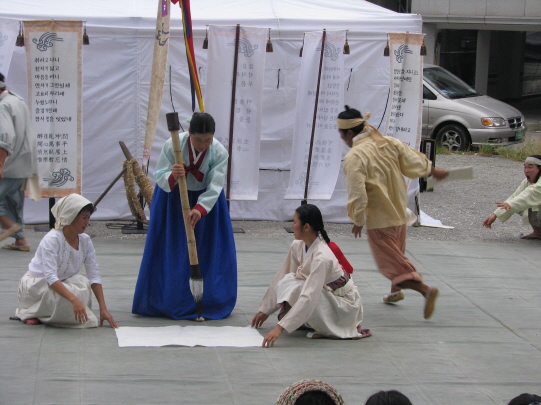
[365,390,413,405]
[483,155,541,239]
[251,203,370,348]
[15,194,117,328]
[275,379,344,405]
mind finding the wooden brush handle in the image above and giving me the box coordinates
[167,113,199,266]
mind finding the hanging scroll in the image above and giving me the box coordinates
[384,32,424,149]
[205,25,267,201]
[24,20,82,197]
[285,30,346,200]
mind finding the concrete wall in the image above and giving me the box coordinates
[412,0,541,17]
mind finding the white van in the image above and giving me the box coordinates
[422,65,526,151]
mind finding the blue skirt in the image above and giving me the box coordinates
[132,185,237,320]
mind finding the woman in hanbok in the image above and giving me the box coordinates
[252,204,370,347]
[483,155,541,239]
[15,194,117,328]
[132,112,237,320]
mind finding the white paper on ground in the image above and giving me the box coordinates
[427,166,473,189]
[419,210,454,229]
[115,325,264,347]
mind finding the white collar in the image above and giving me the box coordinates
[189,138,204,164]
[302,237,321,261]
[352,126,371,142]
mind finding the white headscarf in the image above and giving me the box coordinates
[51,194,92,230]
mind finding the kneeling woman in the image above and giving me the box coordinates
[252,204,370,347]
[15,194,117,328]
[483,155,541,239]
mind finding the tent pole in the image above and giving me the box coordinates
[302,29,327,206]
[226,24,240,206]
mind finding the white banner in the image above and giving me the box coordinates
[25,20,82,197]
[205,25,267,201]
[0,18,19,77]
[384,32,424,149]
[285,30,346,201]
[384,32,424,219]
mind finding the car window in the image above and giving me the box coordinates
[423,67,480,99]
[423,85,437,100]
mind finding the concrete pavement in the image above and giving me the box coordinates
[1,232,540,405]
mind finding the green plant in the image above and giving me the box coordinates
[435,145,451,155]
[497,138,541,161]
[477,144,499,156]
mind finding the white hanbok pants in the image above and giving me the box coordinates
[16,271,99,328]
[276,273,364,339]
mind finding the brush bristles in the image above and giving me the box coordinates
[189,278,203,302]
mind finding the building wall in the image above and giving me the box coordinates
[412,0,541,17]
[410,0,540,99]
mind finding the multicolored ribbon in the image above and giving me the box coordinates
[172,0,205,112]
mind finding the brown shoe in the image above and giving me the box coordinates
[424,287,439,319]
[0,224,21,241]
[383,291,404,303]
[2,243,30,252]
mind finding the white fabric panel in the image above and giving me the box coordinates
[25,21,83,195]
[0,17,19,75]
[205,25,267,201]
[384,33,425,217]
[115,325,264,347]
[286,30,346,200]
[1,1,422,223]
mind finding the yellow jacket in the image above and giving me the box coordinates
[343,125,431,229]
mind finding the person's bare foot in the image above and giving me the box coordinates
[25,318,42,325]
[520,233,541,240]
[14,238,28,246]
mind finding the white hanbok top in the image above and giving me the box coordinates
[494,177,541,224]
[28,230,101,286]
[258,238,345,333]
[0,89,37,178]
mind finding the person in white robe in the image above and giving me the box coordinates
[0,72,40,250]
[483,155,541,239]
[15,194,117,328]
[252,204,369,347]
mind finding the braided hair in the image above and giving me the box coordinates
[337,105,365,135]
[295,204,330,244]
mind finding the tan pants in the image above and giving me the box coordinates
[366,224,423,288]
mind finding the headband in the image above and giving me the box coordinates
[51,194,92,229]
[525,156,541,166]
[275,379,344,405]
[337,112,371,130]
[0,81,6,89]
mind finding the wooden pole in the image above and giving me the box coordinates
[93,168,127,208]
[226,24,241,203]
[303,29,327,205]
[166,112,204,320]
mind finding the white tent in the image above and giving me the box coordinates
[0,0,422,223]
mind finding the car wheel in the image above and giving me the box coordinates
[436,124,471,151]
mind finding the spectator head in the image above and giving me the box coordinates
[275,379,344,405]
[508,393,541,405]
[365,390,413,405]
